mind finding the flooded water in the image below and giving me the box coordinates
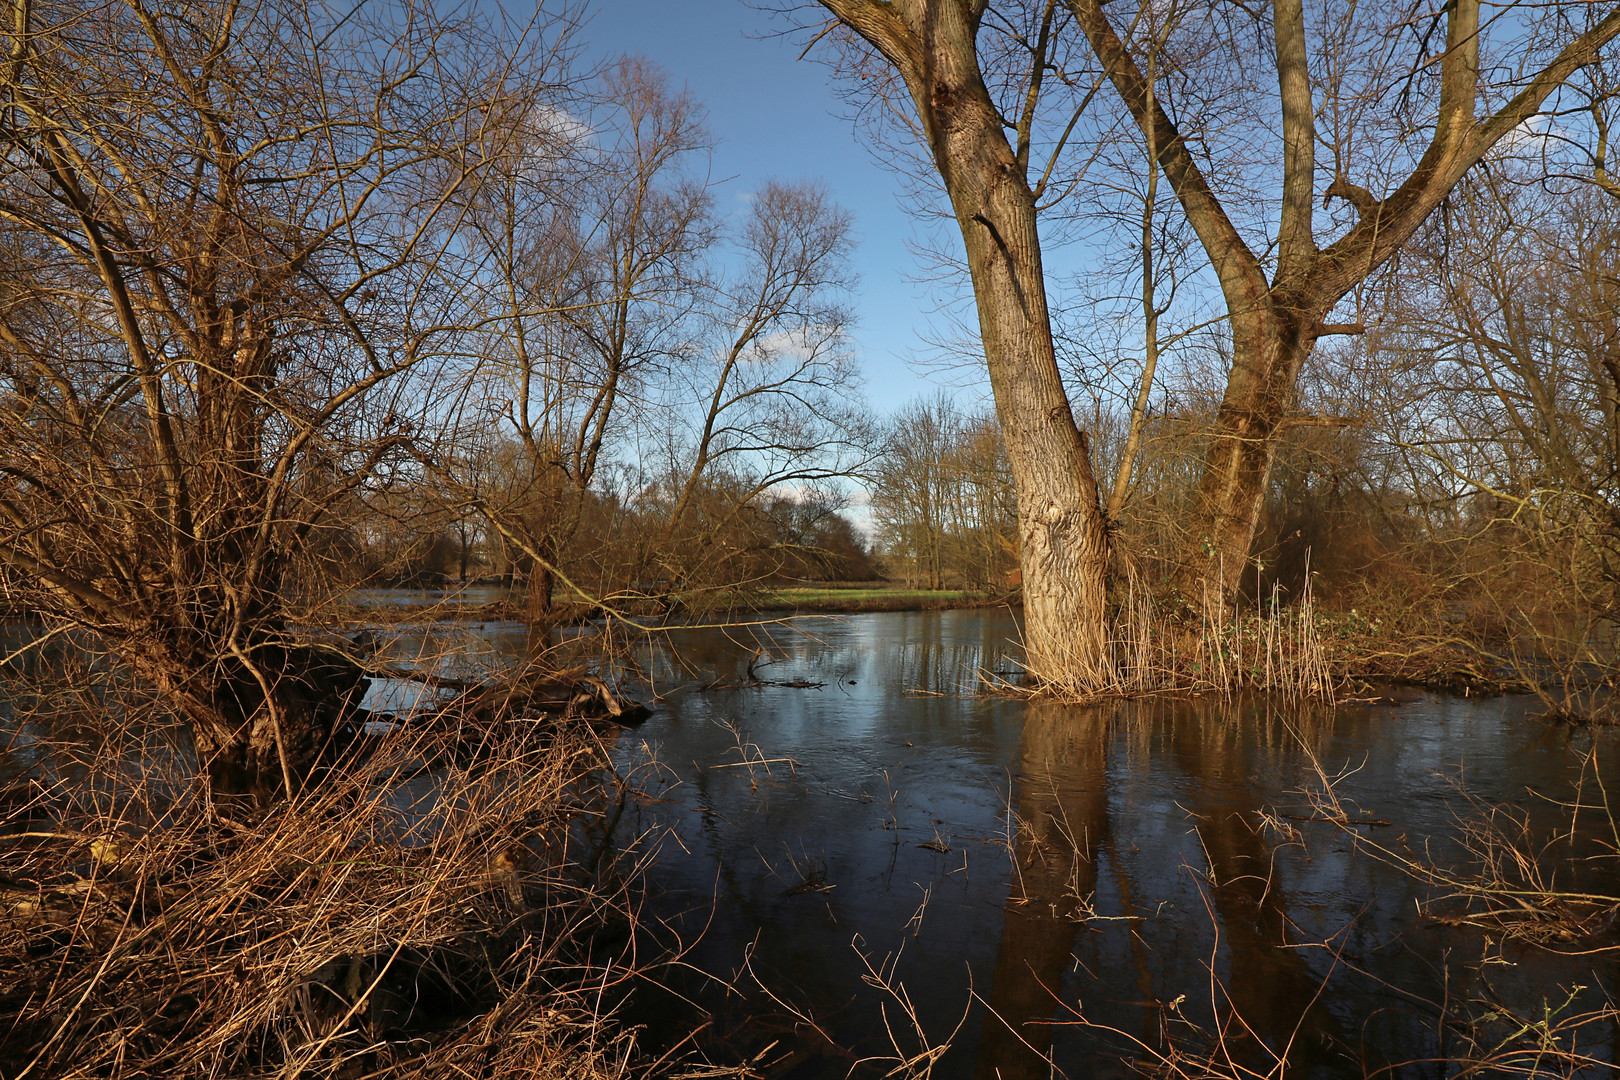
[342,586,512,608]
[5,606,1617,1077]
[605,610,1620,1079]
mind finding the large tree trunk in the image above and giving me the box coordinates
[942,68,1110,682]
[1178,305,1316,596]
[134,639,369,794]
[822,0,1111,682]
[970,210,1111,681]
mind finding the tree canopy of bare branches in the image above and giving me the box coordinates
[0,0,580,786]
[428,59,873,632]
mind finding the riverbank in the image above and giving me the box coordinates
[323,583,1009,624]
[294,580,1599,718]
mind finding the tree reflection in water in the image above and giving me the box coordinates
[592,612,1616,1078]
[975,701,1107,1079]
[976,698,1352,1079]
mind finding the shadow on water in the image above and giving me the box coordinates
[607,610,1620,1078]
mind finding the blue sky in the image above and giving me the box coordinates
[584,0,985,416]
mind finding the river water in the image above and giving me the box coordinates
[603,609,1620,1079]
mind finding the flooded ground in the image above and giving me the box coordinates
[608,610,1620,1078]
[4,607,1616,1077]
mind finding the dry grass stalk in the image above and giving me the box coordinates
[1299,740,1620,951]
[0,671,652,1080]
[1055,884,1335,1080]
[1001,564,1337,702]
[1058,848,1619,1079]
[848,939,969,1080]
[1283,739,1620,1076]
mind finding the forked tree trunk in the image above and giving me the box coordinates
[1068,0,1620,604]
[821,0,1111,681]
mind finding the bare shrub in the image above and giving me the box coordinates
[0,678,649,1080]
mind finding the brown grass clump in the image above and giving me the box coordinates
[1005,555,1569,705]
[0,687,649,1080]
[1003,567,1338,702]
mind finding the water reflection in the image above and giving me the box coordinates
[643,609,1023,698]
[971,698,1355,1078]
[1156,699,1347,1075]
[609,611,1620,1078]
[974,701,1107,1080]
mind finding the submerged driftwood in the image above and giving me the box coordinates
[431,668,649,726]
[341,665,650,748]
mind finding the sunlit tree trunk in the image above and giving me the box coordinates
[1183,304,1317,592]
[818,0,1109,681]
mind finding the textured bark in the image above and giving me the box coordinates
[818,0,1110,680]
[1182,304,1315,593]
[134,640,369,793]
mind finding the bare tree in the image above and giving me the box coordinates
[0,0,577,788]
[440,61,870,629]
[653,179,869,592]
[1363,168,1620,683]
[873,395,960,589]
[1065,0,1620,596]
[871,393,1016,589]
[449,57,713,636]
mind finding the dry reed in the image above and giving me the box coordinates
[1006,563,1337,702]
[0,665,653,1080]
[1298,738,1620,951]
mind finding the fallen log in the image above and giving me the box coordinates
[429,668,649,728]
